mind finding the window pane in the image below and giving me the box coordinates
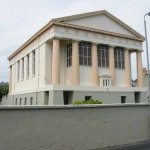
[102,59,105,67]
[84,57,87,65]
[88,48,91,56]
[115,60,118,68]
[79,56,83,65]
[88,57,91,66]
[79,47,83,55]
[106,59,109,67]
[66,43,72,67]
[84,48,87,56]
[119,61,121,68]
[79,42,91,66]
[114,48,125,69]
[106,51,109,58]
[122,61,125,69]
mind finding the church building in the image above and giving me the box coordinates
[8,10,147,105]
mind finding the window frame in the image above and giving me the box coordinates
[22,58,24,80]
[79,41,92,66]
[32,50,36,76]
[97,44,109,68]
[114,47,125,69]
[66,43,72,67]
[26,54,30,78]
[17,61,20,82]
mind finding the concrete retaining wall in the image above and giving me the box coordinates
[0,104,149,150]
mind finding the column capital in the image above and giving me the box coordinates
[71,39,80,43]
[92,42,98,46]
[136,50,143,53]
[53,37,60,40]
[109,45,115,48]
[125,48,130,51]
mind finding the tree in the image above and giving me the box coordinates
[0,85,9,101]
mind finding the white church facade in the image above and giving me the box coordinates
[8,10,147,105]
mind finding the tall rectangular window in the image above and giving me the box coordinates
[32,50,36,75]
[20,98,22,105]
[30,97,33,105]
[66,43,72,67]
[27,54,29,78]
[79,41,91,66]
[22,58,24,80]
[24,98,27,105]
[97,44,109,67]
[114,47,125,69]
[15,98,17,105]
[17,61,20,82]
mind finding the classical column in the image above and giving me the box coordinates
[109,46,115,86]
[52,38,60,84]
[125,49,131,87]
[9,66,12,93]
[92,43,99,86]
[72,40,79,85]
[136,51,143,87]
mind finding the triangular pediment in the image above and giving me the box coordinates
[52,10,144,40]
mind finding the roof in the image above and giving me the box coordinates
[8,10,144,60]
[52,10,144,40]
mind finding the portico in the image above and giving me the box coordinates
[51,38,143,87]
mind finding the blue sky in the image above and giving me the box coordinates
[0,0,150,82]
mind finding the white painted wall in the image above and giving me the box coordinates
[115,69,126,87]
[39,43,47,87]
[45,42,52,85]
[98,67,110,76]
[66,67,71,85]
[80,66,92,86]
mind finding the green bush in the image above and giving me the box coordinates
[72,99,102,105]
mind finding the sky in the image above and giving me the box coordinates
[0,0,150,82]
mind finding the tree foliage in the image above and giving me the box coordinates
[0,85,9,99]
